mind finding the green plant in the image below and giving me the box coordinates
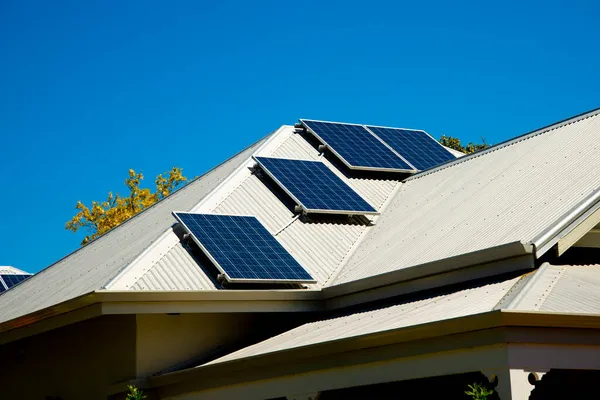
[439,135,489,154]
[465,382,494,400]
[126,384,147,400]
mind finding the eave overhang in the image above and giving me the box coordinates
[135,309,600,398]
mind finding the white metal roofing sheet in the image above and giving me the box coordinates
[508,263,600,314]
[0,266,30,275]
[332,111,600,286]
[208,275,522,365]
[123,126,402,290]
[0,142,261,324]
[205,263,600,366]
[131,243,218,291]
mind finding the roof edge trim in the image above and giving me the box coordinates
[404,106,600,182]
[324,241,534,299]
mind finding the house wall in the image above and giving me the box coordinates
[0,315,137,400]
[135,313,275,377]
[0,311,303,399]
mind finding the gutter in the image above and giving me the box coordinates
[0,289,322,344]
[532,187,600,257]
[323,241,534,301]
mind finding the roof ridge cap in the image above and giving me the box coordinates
[404,107,600,183]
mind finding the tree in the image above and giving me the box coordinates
[66,167,187,245]
[439,135,489,154]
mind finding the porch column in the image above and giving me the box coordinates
[483,368,547,400]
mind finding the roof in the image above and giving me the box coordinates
[0,140,264,324]
[2,109,600,330]
[0,266,30,275]
[205,263,600,366]
[332,109,600,287]
[107,126,405,291]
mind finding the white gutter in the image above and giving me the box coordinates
[532,187,600,257]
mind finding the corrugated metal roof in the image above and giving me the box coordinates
[208,274,522,365]
[0,141,261,324]
[204,127,402,287]
[117,126,403,290]
[0,266,30,275]
[131,243,218,291]
[205,263,600,365]
[5,109,598,326]
[508,263,600,314]
[332,110,600,286]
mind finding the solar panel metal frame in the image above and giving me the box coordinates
[253,156,379,216]
[364,124,456,171]
[300,119,417,173]
[172,212,317,284]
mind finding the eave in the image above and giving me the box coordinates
[138,310,600,398]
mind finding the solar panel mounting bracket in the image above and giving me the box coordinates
[294,204,306,215]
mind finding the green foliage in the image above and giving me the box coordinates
[439,135,489,154]
[125,384,146,400]
[66,167,187,245]
[465,382,494,400]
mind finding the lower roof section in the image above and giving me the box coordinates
[204,263,600,367]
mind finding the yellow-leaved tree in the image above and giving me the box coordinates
[66,167,187,245]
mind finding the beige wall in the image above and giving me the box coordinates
[0,312,298,399]
[135,313,266,377]
[0,315,137,400]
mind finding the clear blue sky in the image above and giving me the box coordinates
[1,0,598,273]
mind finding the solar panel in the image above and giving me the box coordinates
[172,212,315,284]
[301,120,415,172]
[366,126,456,171]
[1,274,30,289]
[255,156,377,215]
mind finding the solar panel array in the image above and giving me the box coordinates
[366,126,455,170]
[173,212,315,284]
[0,274,31,293]
[255,157,377,215]
[301,119,456,172]
[300,120,415,172]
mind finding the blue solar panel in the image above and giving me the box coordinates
[301,120,415,172]
[255,157,377,215]
[0,274,30,289]
[173,212,315,283]
[366,126,456,171]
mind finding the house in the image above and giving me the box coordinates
[0,266,32,293]
[1,110,599,400]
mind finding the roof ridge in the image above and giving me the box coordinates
[500,263,567,311]
[404,106,600,183]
